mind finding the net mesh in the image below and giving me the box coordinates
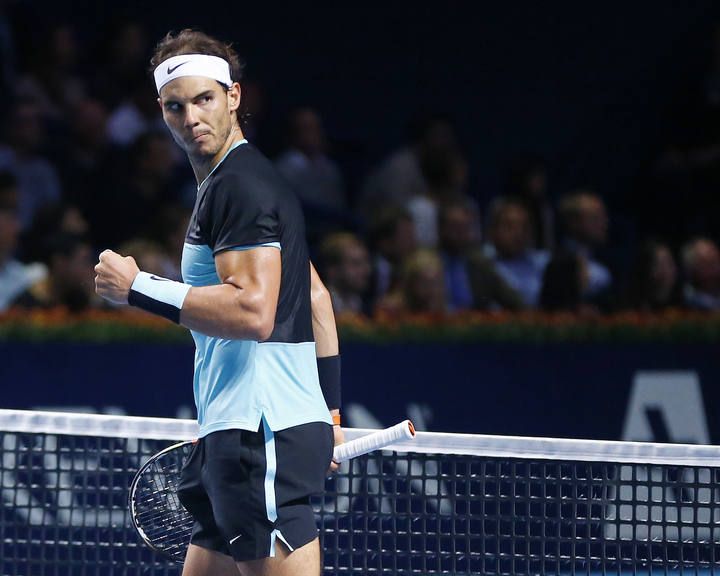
[1,410,719,575]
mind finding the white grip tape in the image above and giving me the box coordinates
[333,419,416,463]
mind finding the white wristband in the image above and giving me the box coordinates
[128,272,191,323]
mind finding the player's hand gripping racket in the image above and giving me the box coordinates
[129,420,416,563]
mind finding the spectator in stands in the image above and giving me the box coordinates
[107,74,165,147]
[368,206,417,302]
[360,115,458,216]
[93,131,183,247]
[92,21,149,109]
[484,197,549,307]
[118,204,192,282]
[151,204,193,280]
[504,156,554,250]
[20,201,88,264]
[682,237,720,310]
[318,232,372,315]
[15,24,85,121]
[558,190,612,301]
[12,232,95,312]
[407,140,468,248]
[55,98,112,212]
[0,101,62,230]
[118,238,176,281]
[539,251,591,314]
[438,199,524,311]
[376,250,448,316]
[625,240,681,311]
[0,172,47,310]
[275,107,346,211]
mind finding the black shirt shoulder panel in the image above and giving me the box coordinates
[204,168,281,254]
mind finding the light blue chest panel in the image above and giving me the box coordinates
[181,242,331,435]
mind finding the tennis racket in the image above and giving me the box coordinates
[129,419,416,563]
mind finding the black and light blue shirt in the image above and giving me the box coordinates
[181,140,331,436]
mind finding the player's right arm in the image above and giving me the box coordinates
[95,169,284,340]
[94,246,280,341]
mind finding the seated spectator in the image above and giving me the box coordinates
[438,200,524,311]
[150,204,193,280]
[12,232,96,312]
[275,107,346,211]
[484,197,549,307]
[118,239,178,281]
[106,74,166,147]
[15,24,85,121]
[682,237,720,310]
[406,139,468,248]
[92,131,185,248]
[376,250,448,316]
[361,115,458,217]
[20,201,89,263]
[539,250,592,314]
[504,155,555,250]
[625,240,681,311]
[368,206,417,302]
[55,98,112,211]
[92,21,150,109]
[0,173,47,310]
[558,190,612,300]
[0,101,62,230]
[318,232,371,315]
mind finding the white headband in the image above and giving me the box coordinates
[154,54,232,94]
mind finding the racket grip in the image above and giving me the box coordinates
[333,419,416,463]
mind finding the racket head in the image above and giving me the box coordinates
[129,440,196,564]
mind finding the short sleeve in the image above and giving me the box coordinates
[204,172,280,254]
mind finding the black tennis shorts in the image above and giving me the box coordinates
[177,418,334,562]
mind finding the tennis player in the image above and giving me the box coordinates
[94,29,343,576]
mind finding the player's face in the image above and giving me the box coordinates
[159,76,240,158]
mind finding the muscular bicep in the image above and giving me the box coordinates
[215,246,281,312]
[216,246,280,289]
[179,246,281,341]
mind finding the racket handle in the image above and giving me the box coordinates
[333,419,416,463]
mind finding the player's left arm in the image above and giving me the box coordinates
[310,261,344,471]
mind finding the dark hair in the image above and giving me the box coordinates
[318,232,362,270]
[40,232,89,266]
[150,29,245,84]
[0,170,16,190]
[369,206,412,247]
[0,171,18,211]
[487,196,531,230]
[626,239,680,310]
[150,30,246,125]
[539,251,583,312]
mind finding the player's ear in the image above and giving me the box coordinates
[227,82,241,113]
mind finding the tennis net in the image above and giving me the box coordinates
[1,408,719,575]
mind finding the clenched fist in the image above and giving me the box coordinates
[94,249,140,305]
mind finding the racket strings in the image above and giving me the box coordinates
[131,445,195,561]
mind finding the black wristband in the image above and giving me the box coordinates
[127,271,190,324]
[317,354,341,411]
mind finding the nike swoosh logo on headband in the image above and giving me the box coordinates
[167,61,188,74]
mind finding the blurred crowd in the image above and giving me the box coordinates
[0,18,719,319]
